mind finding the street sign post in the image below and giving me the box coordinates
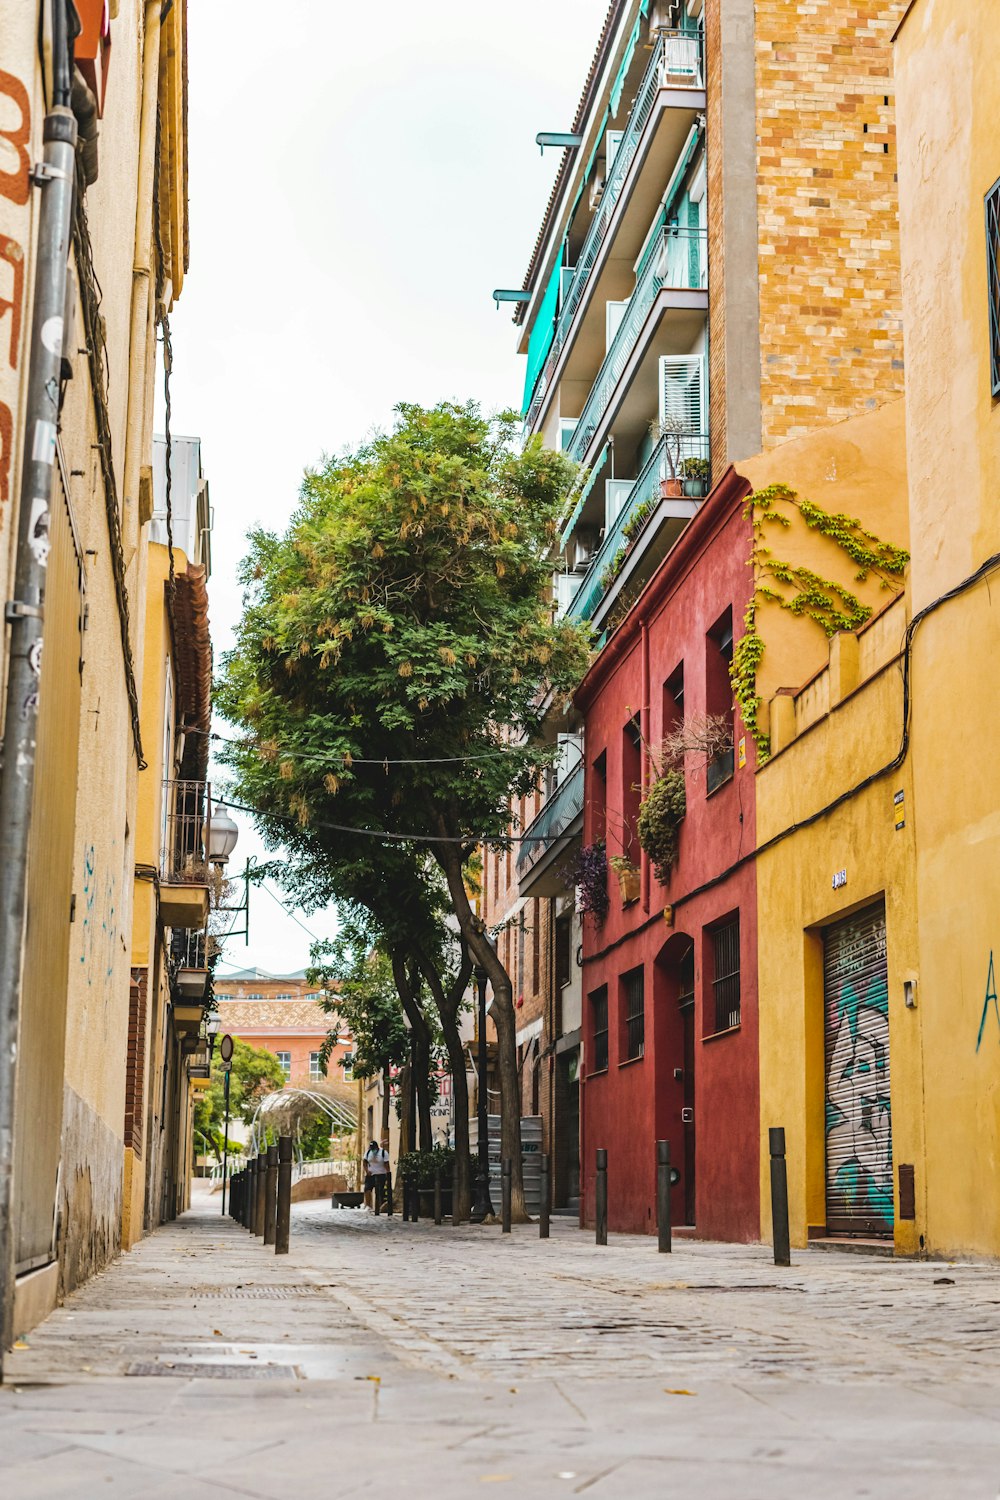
[220,1034,234,1215]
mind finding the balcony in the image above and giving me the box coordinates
[171,925,211,1003]
[525,30,706,433]
[159,778,211,930]
[516,760,584,898]
[567,433,708,627]
[566,225,706,468]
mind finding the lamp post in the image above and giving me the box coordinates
[470,941,496,1223]
[207,801,239,865]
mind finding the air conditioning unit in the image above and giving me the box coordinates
[572,537,595,571]
[589,175,605,211]
[648,2,681,31]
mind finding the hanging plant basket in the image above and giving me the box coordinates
[636,769,687,884]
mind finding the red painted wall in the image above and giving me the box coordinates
[576,475,760,1241]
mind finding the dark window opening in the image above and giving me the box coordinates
[622,716,642,861]
[555,911,572,990]
[988,176,1000,397]
[706,608,735,793]
[590,750,607,844]
[590,986,609,1073]
[622,966,645,1061]
[663,662,684,741]
[677,943,695,1011]
[710,917,741,1033]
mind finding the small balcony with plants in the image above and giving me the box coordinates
[561,417,709,633]
[159,778,211,929]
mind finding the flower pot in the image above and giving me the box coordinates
[660,477,683,498]
[617,867,641,904]
[682,478,708,498]
[418,1185,453,1216]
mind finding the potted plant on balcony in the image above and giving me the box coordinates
[609,854,641,905]
[680,456,710,498]
[651,416,687,497]
[636,768,687,882]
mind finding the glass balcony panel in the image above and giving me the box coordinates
[516,760,584,882]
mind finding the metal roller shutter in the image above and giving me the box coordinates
[823,902,893,1239]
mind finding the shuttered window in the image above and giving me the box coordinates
[623,967,645,1060]
[711,918,741,1032]
[590,986,609,1073]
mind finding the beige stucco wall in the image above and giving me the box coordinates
[894,0,1000,1257]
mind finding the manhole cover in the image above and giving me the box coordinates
[127,1361,302,1380]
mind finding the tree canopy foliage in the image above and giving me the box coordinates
[216,401,590,1218]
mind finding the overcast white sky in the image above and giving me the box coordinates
[164,0,609,975]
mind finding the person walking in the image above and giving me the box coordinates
[364,1139,391,1215]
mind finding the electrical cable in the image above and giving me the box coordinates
[258,880,325,942]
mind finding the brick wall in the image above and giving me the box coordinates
[124,967,148,1156]
[754,0,906,445]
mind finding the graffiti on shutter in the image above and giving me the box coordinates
[823,902,893,1239]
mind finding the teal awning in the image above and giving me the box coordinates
[521,254,563,414]
[610,1,649,118]
[560,443,609,547]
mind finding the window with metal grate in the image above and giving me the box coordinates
[623,966,645,1060]
[590,986,609,1073]
[711,918,741,1032]
[989,177,1000,396]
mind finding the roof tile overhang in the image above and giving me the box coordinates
[574,466,753,713]
[172,562,211,781]
[515,0,630,327]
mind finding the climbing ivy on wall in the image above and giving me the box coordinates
[731,484,909,760]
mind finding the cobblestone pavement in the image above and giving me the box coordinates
[3,1188,1000,1498]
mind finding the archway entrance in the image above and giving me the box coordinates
[654,933,696,1228]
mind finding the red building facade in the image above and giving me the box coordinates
[575,472,759,1241]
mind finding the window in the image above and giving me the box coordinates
[309,1052,323,1081]
[622,716,642,861]
[706,609,735,793]
[276,1051,291,1079]
[710,918,741,1032]
[663,663,684,741]
[590,750,607,844]
[590,986,609,1073]
[989,176,1000,395]
[341,1052,354,1081]
[555,911,572,990]
[622,966,645,1061]
[677,943,695,1012]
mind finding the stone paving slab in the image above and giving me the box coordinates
[2,1188,1000,1496]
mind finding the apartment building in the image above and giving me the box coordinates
[499,0,907,1236]
[214,970,354,1090]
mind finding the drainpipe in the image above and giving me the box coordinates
[640,618,651,913]
[0,2,78,1368]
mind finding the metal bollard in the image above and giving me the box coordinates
[275,1135,293,1255]
[235,1170,243,1224]
[501,1157,512,1234]
[264,1144,278,1245]
[386,1170,393,1217]
[769,1127,791,1267]
[255,1151,267,1237]
[434,1164,442,1226]
[411,1173,420,1223]
[539,1153,550,1239]
[595,1148,608,1246]
[247,1157,258,1233]
[657,1140,672,1254]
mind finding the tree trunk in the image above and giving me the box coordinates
[418,945,473,1222]
[380,1070,391,1140]
[392,948,434,1153]
[434,841,527,1221]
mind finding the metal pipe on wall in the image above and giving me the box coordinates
[0,0,77,1371]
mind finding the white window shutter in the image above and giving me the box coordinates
[658,354,707,433]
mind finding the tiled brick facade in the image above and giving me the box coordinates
[124,967,148,1156]
[754,0,906,444]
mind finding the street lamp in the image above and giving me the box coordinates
[205,1012,220,1059]
[207,801,239,865]
[470,935,497,1223]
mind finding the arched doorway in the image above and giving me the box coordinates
[654,932,696,1227]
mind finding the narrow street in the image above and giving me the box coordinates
[3,1187,1000,1499]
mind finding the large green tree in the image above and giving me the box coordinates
[217,402,589,1218]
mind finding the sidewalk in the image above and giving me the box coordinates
[3,1185,1000,1497]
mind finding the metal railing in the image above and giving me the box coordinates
[516,759,585,878]
[172,926,209,970]
[567,226,706,465]
[566,433,709,623]
[525,30,705,432]
[160,778,209,884]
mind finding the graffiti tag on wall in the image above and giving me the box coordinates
[976,952,998,1053]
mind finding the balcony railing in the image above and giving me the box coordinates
[566,226,706,466]
[525,30,705,432]
[516,760,584,880]
[567,432,709,623]
[160,778,209,884]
